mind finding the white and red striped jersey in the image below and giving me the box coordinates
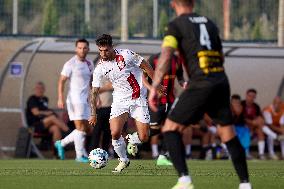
[92,49,147,105]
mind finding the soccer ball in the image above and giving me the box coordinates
[88,148,108,169]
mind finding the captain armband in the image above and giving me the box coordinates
[162,35,178,49]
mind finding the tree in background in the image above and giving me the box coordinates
[158,9,169,38]
[128,0,153,38]
[0,0,13,33]
[42,0,58,35]
[0,0,280,41]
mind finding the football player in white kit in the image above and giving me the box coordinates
[89,34,155,172]
[55,38,94,163]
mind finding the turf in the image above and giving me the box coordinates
[0,159,284,189]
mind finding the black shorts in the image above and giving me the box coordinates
[149,103,172,126]
[168,74,233,126]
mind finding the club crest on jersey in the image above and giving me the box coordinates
[115,55,125,71]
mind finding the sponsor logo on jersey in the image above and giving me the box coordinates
[116,55,126,71]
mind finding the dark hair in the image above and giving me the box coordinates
[246,88,257,94]
[174,0,194,6]
[231,94,241,101]
[75,38,89,47]
[95,34,113,47]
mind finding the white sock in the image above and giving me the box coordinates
[267,136,275,155]
[208,126,217,134]
[221,143,229,155]
[74,129,87,158]
[112,136,128,162]
[128,132,142,144]
[258,140,265,155]
[280,140,284,158]
[61,129,76,147]
[262,126,277,139]
[151,144,159,158]
[178,175,192,183]
[185,144,191,156]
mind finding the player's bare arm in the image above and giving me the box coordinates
[142,73,152,91]
[140,60,165,95]
[57,75,68,109]
[139,60,155,80]
[152,47,174,88]
[149,47,174,111]
[99,81,113,93]
[88,87,100,125]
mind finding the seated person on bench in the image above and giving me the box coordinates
[26,81,69,143]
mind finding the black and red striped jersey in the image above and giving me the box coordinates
[148,53,184,104]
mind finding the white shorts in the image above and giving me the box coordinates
[66,102,90,121]
[110,101,150,124]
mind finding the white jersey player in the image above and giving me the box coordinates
[92,48,149,122]
[55,38,94,163]
[89,34,156,173]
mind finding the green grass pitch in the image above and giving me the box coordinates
[0,159,284,189]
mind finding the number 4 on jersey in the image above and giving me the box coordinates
[199,24,212,50]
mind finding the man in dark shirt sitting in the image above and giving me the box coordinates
[241,88,277,160]
[26,82,69,143]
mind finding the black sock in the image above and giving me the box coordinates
[163,131,188,177]
[160,137,168,156]
[226,136,249,183]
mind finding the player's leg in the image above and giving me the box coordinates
[151,135,160,158]
[55,102,89,162]
[90,109,103,150]
[217,125,251,188]
[72,120,89,162]
[101,107,111,153]
[126,119,149,156]
[110,112,130,172]
[149,104,165,137]
[210,79,251,188]
[163,85,211,189]
[267,136,278,160]
[280,140,284,159]
[126,104,150,156]
[254,124,266,159]
[182,127,192,159]
[162,119,193,189]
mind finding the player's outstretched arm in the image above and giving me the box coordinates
[142,73,152,91]
[58,75,68,109]
[139,60,154,80]
[88,87,100,126]
[149,47,174,112]
[152,47,174,88]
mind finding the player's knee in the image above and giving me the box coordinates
[138,132,148,142]
[162,119,183,133]
[111,130,121,140]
